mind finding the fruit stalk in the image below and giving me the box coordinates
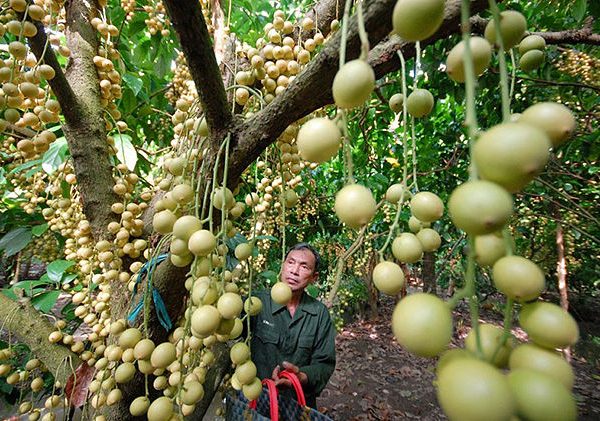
[488,0,512,121]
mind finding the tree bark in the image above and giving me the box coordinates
[553,206,569,311]
[422,252,436,295]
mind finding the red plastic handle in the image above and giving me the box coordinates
[249,378,279,421]
[279,369,307,407]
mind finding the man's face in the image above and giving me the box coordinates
[281,249,318,292]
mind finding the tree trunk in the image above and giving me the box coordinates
[422,252,436,295]
[554,211,569,311]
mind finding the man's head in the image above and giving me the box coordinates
[281,243,320,293]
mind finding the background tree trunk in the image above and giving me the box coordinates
[422,252,436,295]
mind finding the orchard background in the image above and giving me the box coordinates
[0,0,598,420]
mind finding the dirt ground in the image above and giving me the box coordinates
[316,295,600,421]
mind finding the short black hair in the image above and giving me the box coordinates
[285,243,321,273]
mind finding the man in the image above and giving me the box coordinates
[249,243,336,408]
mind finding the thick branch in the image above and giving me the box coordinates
[0,294,81,385]
[163,0,233,137]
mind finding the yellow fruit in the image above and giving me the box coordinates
[230,342,251,365]
[392,233,423,263]
[416,228,441,252]
[217,292,243,320]
[410,191,443,222]
[181,380,204,405]
[212,187,235,210]
[392,0,445,42]
[242,377,262,400]
[271,282,292,305]
[118,328,142,349]
[385,183,409,204]
[115,362,136,383]
[446,36,492,83]
[133,339,155,360]
[372,261,405,295]
[493,256,545,302]
[153,210,177,234]
[296,117,341,163]
[172,215,202,241]
[406,89,434,117]
[334,184,376,229]
[129,396,150,416]
[171,183,194,204]
[484,10,527,50]
[191,305,221,337]
[150,342,177,369]
[519,102,576,147]
[147,397,173,421]
[234,243,253,261]
[332,59,375,109]
[408,216,429,233]
[519,35,546,55]
[519,302,579,349]
[389,93,404,113]
[519,49,545,72]
[465,324,514,368]
[474,232,506,267]
[244,296,263,316]
[235,360,257,385]
[509,343,574,390]
[392,293,452,357]
[188,230,216,256]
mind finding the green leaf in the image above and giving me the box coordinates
[62,273,78,284]
[306,284,319,298]
[254,235,278,242]
[46,260,75,283]
[573,0,587,22]
[0,227,32,257]
[9,159,42,175]
[31,223,49,237]
[42,137,68,175]
[31,290,60,313]
[113,133,137,171]
[259,270,278,283]
[122,73,143,96]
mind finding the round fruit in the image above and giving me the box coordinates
[437,358,515,421]
[484,10,527,50]
[153,210,177,234]
[170,253,193,267]
[509,343,574,390]
[334,184,376,229]
[217,292,243,320]
[147,397,173,421]
[392,0,445,42]
[465,324,514,368]
[410,191,444,222]
[171,183,194,204]
[235,360,257,385]
[212,187,235,210]
[230,342,251,365]
[231,243,252,262]
[244,296,263,316]
[332,59,375,109]
[519,102,576,147]
[436,348,475,375]
[448,180,513,236]
[446,36,492,83]
[133,338,155,360]
[115,362,136,383]
[520,49,545,72]
[296,117,341,163]
[191,305,221,337]
[474,122,551,192]
[181,380,204,405]
[150,342,176,369]
[385,183,409,204]
[188,229,216,256]
[416,228,441,252]
[493,255,545,302]
[129,396,150,416]
[519,302,579,349]
[519,35,546,55]
[242,377,262,400]
[408,216,429,233]
[172,215,202,241]
[474,232,506,267]
[406,89,434,118]
[389,93,404,113]
[271,282,292,305]
[391,232,423,263]
[392,293,452,357]
[372,261,405,295]
[118,328,142,349]
[508,369,577,421]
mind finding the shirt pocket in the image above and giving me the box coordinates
[298,335,314,350]
[256,327,279,346]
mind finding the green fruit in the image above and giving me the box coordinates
[118,328,142,349]
[234,242,253,260]
[332,59,375,109]
[519,102,576,147]
[242,377,262,400]
[392,293,452,357]
[474,232,506,267]
[436,348,475,375]
[465,324,514,368]
[508,369,577,421]
[416,228,441,252]
[244,296,263,316]
[150,342,177,369]
[217,292,243,320]
[446,36,492,83]
[115,362,136,383]
[410,191,444,222]
[170,253,193,267]
[235,360,257,385]
[181,380,204,405]
[484,10,527,50]
[191,305,221,337]
[493,256,545,302]
[392,0,445,42]
[509,343,574,390]
[519,302,579,349]
[170,238,190,255]
[296,117,341,163]
[437,358,515,421]
[147,396,173,421]
[230,342,251,365]
[171,183,194,204]
[389,93,404,113]
[519,49,545,72]
[519,35,546,55]
[408,215,429,233]
[133,338,155,360]
[271,282,292,305]
[167,157,186,176]
[172,215,202,241]
[448,180,513,236]
[372,261,405,295]
[188,229,216,256]
[385,183,409,204]
[129,396,150,416]
[153,210,177,234]
[392,232,423,263]
[334,184,376,229]
[406,89,434,118]
[212,187,235,210]
[474,122,551,192]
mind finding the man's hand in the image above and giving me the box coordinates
[271,361,308,387]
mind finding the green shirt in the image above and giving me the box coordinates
[250,289,336,408]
